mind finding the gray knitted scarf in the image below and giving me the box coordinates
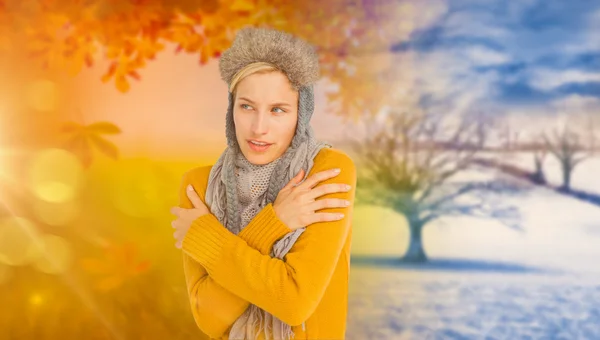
[205,85,330,339]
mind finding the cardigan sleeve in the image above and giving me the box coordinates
[182,254,248,338]
[178,170,249,339]
[179,168,293,338]
[182,152,356,326]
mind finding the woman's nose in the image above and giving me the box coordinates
[251,112,269,135]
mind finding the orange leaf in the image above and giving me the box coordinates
[124,40,135,57]
[80,137,93,168]
[64,133,81,149]
[231,0,255,12]
[128,70,141,81]
[90,134,119,160]
[65,135,93,168]
[86,122,121,134]
[116,75,130,92]
[60,121,83,134]
[85,53,94,67]
[101,62,118,83]
[106,46,121,59]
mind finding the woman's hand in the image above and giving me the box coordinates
[170,184,210,249]
[273,168,352,231]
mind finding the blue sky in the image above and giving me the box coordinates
[393,0,599,122]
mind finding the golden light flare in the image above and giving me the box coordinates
[0,217,40,266]
[29,293,44,306]
[0,149,6,181]
[30,234,72,275]
[26,79,58,112]
[28,148,83,203]
[0,105,6,181]
[33,199,80,227]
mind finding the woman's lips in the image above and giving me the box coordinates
[247,141,272,152]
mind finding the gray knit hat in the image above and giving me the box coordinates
[219,27,320,90]
[218,27,321,150]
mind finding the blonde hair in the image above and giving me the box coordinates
[229,62,280,93]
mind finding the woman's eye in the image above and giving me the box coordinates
[272,107,285,113]
[241,104,252,110]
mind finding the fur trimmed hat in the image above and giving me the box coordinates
[218,27,320,90]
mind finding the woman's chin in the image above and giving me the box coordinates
[241,149,278,165]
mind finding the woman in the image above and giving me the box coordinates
[169,27,356,340]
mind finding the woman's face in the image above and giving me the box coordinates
[233,71,299,165]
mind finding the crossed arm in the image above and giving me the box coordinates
[178,154,356,338]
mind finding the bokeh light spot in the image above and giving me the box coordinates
[29,293,44,306]
[34,199,79,226]
[29,149,83,203]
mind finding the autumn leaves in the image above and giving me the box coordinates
[61,121,121,168]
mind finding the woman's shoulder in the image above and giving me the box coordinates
[314,147,355,169]
[311,147,356,182]
[180,164,214,193]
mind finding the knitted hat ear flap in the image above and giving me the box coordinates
[291,85,315,149]
[225,92,238,149]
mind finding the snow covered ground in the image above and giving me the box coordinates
[347,268,600,339]
[345,161,600,339]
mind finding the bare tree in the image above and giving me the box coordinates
[530,133,548,185]
[347,109,520,262]
[544,127,588,192]
[499,121,520,152]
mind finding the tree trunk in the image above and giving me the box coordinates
[402,219,427,262]
[532,156,546,184]
[562,161,571,192]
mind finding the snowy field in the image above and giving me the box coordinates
[345,160,600,339]
[347,268,600,340]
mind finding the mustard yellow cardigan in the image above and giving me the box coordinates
[179,148,356,339]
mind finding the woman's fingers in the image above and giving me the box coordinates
[186,185,204,209]
[297,168,341,190]
[307,198,350,211]
[304,212,346,225]
[170,207,181,216]
[283,169,305,190]
[306,183,352,200]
